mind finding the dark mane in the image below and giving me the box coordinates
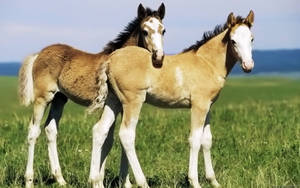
[182,16,245,53]
[103,8,161,54]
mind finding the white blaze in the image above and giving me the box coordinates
[231,25,254,70]
[143,17,164,59]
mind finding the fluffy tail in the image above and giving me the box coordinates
[18,53,38,106]
[86,60,109,114]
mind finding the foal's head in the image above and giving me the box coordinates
[138,3,166,68]
[103,3,166,67]
[227,11,255,73]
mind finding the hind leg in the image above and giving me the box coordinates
[44,92,68,185]
[25,97,49,188]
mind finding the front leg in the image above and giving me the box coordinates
[98,121,116,188]
[188,99,211,188]
[201,112,220,187]
[119,99,149,188]
[89,95,121,187]
[119,146,132,188]
[202,124,220,188]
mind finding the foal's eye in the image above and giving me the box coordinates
[162,29,166,35]
[231,39,236,45]
[142,30,148,36]
[251,38,254,42]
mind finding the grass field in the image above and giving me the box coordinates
[0,76,299,188]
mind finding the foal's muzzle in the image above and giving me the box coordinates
[241,59,254,73]
[152,50,164,68]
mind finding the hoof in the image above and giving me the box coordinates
[25,175,34,188]
[124,181,132,188]
[25,181,34,188]
[211,179,221,188]
[57,177,67,186]
[207,177,220,188]
[188,177,202,188]
[89,177,104,188]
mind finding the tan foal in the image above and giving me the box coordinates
[95,11,255,188]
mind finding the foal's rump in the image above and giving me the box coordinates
[57,51,108,109]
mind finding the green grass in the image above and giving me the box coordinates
[0,76,299,187]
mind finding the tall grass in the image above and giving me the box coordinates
[0,76,299,187]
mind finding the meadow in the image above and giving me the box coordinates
[0,76,299,188]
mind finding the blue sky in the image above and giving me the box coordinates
[0,0,299,62]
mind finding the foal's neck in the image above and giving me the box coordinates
[98,31,140,57]
[123,33,140,47]
[195,29,236,78]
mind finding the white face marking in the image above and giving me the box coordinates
[143,17,164,60]
[231,25,254,71]
[175,67,183,86]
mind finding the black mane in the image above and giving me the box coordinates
[183,16,245,53]
[103,8,161,54]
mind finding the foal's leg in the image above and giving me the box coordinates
[89,92,121,188]
[188,100,211,188]
[119,146,132,188]
[98,119,116,187]
[25,98,48,188]
[89,106,116,188]
[202,112,220,187]
[44,92,68,185]
[119,98,149,188]
[97,113,132,188]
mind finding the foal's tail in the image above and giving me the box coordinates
[86,60,109,113]
[18,53,38,106]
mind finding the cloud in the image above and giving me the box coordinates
[0,0,300,61]
[0,22,120,61]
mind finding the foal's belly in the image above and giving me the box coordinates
[145,92,191,108]
[58,86,93,106]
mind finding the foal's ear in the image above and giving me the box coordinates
[157,3,165,20]
[244,10,254,28]
[137,3,146,19]
[227,12,236,28]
